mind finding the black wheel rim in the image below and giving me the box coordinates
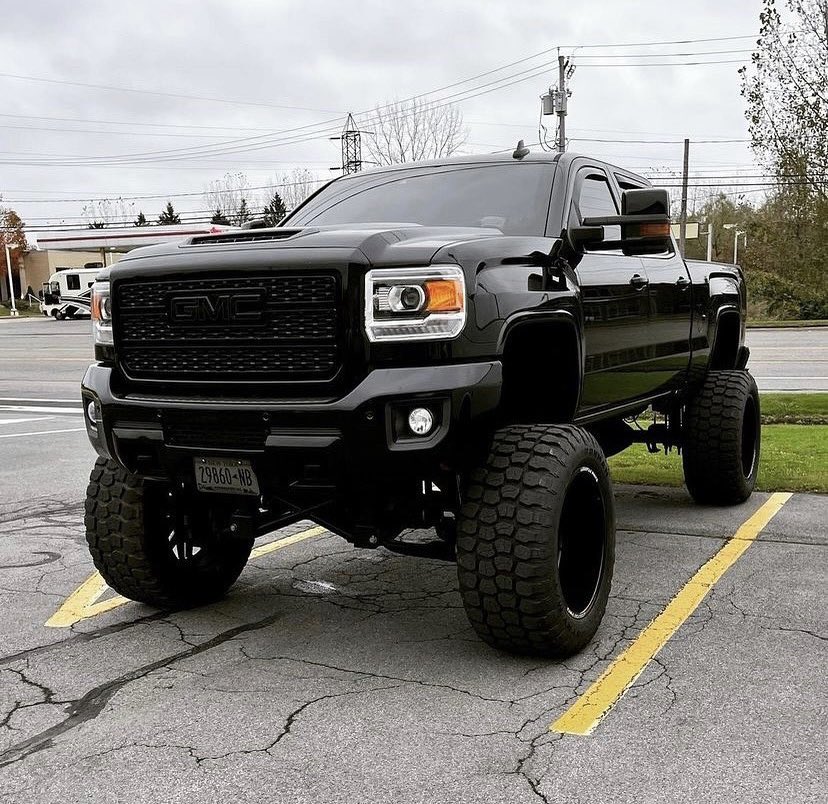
[145,485,217,571]
[741,394,759,479]
[557,466,606,619]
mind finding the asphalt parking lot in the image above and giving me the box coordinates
[1,318,826,803]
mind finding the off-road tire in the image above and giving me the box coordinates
[456,425,615,657]
[84,457,253,608]
[683,370,761,505]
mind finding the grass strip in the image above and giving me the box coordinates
[609,424,827,494]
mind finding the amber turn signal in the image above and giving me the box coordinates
[424,279,464,312]
[637,222,671,237]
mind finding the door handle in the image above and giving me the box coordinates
[676,276,691,290]
[630,274,649,290]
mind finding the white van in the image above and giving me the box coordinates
[41,266,101,319]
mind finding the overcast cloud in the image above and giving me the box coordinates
[0,0,762,241]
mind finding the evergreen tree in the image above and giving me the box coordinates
[211,208,231,225]
[262,192,287,226]
[133,211,148,226]
[235,198,251,225]
[157,201,181,225]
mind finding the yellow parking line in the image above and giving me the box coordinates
[250,526,327,558]
[45,525,326,628]
[551,492,792,736]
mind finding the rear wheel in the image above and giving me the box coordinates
[682,370,761,505]
[84,458,253,608]
[456,425,615,657]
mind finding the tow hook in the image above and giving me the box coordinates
[228,511,255,540]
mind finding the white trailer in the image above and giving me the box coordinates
[41,267,101,319]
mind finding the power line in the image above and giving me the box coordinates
[0,111,282,132]
[571,48,754,58]
[561,34,757,49]
[576,59,748,67]
[0,63,563,168]
[0,72,342,114]
[0,37,761,168]
[569,137,749,144]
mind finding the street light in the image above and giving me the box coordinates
[723,223,747,264]
[702,221,713,262]
[4,244,18,317]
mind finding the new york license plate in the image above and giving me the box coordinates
[194,457,260,496]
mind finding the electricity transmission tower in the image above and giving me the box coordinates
[331,113,365,174]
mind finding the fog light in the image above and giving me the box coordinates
[408,407,434,436]
[86,400,97,425]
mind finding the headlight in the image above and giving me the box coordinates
[365,265,466,343]
[91,281,113,345]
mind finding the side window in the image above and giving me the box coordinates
[66,274,80,291]
[615,175,645,192]
[573,173,621,242]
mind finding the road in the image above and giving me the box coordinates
[747,327,828,392]
[0,318,825,803]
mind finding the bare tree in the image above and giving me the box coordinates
[264,168,325,213]
[203,172,251,223]
[81,197,135,227]
[363,97,467,166]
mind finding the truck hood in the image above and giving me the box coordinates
[109,223,508,275]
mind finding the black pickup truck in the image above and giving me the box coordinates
[82,150,759,657]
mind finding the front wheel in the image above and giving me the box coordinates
[456,425,615,658]
[84,458,253,608]
[682,370,761,505]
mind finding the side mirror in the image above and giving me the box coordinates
[622,188,670,217]
[581,187,673,255]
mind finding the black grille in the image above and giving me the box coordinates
[115,273,341,381]
[164,411,266,450]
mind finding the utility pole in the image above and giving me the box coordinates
[557,55,568,152]
[540,53,573,152]
[705,222,713,262]
[679,138,689,258]
[330,113,365,175]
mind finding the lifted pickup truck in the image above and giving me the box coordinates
[82,150,759,657]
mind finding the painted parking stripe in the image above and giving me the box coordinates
[551,492,792,736]
[0,427,86,440]
[0,417,53,426]
[45,525,327,628]
[0,405,82,415]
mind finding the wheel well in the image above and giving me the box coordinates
[500,319,580,424]
[710,310,741,370]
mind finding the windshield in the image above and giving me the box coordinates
[285,162,555,236]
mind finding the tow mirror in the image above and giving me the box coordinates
[581,188,673,255]
[622,188,670,217]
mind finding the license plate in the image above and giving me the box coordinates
[194,457,260,496]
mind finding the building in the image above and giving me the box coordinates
[4,223,233,301]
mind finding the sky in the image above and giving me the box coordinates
[0,0,764,243]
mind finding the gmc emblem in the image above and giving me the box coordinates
[168,291,265,324]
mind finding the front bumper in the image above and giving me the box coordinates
[81,361,502,480]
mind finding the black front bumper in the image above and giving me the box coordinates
[82,361,502,482]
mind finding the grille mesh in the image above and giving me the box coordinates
[164,411,266,450]
[115,273,340,381]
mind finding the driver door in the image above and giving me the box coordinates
[569,166,652,411]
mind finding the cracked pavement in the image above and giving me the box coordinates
[0,487,825,803]
[0,322,825,802]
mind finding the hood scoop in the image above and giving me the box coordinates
[187,228,307,246]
